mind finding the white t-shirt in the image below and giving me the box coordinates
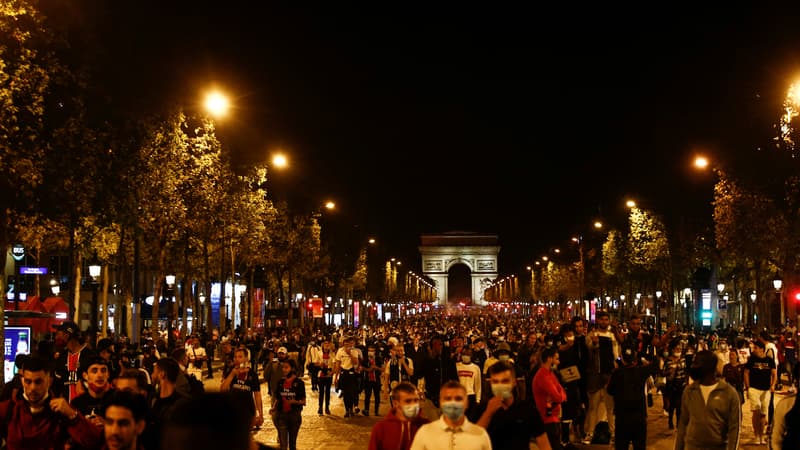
[700,382,719,404]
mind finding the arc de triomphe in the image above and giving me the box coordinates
[418,232,500,306]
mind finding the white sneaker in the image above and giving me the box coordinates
[581,434,593,445]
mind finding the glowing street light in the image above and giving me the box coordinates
[272,152,288,169]
[203,90,230,118]
[325,201,336,210]
[626,199,637,209]
[693,155,710,170]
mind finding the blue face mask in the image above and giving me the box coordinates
[441,401,465,421]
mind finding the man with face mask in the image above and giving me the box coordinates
[533,346,568,450]
[410,380,491,450]
[368,382,429,450]
[475,361,551,450]
[674,350,741,450]
[456,348,482,416]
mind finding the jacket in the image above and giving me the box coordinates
[532,366,567,424]
[674,380,740,450]
[0,392,103,450]
[368,409,430,450]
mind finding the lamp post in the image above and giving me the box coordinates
[165,274,176,350]
[198,292,206,330]
[655,290,662,332]
[750,291,758,325]
[774,278,784,327]
[50,278,61,296]
[88,258,102,337]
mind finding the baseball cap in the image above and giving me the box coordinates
[277,346,288,354]
[53,321,80,336]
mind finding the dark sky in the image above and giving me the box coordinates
[61,2,800,273]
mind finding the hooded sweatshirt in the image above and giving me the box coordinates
[368,408,430,450]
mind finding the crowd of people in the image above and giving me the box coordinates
[2,309,800,450]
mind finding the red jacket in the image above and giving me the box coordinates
[0,393,103,450]
[368,408,430,450]
[532,366,567,424]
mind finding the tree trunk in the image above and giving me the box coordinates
[101,265,109,337]
[151,240,167,339]
[73,252,83,324]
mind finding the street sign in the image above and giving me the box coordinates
[718,299,727,310]
[11,244,24,262]
[19,267,48,275]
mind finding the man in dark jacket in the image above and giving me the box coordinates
[0,355,103,450]
[420,335,458,408]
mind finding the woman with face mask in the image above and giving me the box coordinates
[662,344,687,430]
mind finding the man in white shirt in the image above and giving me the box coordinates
[410,380,491,450]
[186,335,208,380]
[455,347,482,415]
[334,336,362,418]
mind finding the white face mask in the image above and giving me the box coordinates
[491,383,513,400]
[401,403,419,419]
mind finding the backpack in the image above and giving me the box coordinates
[592,421,611,445]
[186,373,205,398]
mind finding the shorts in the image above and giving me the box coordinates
[748,387,770,415]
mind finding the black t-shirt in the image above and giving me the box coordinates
[607,363,657,416]
[231,368,261,416]
[473,398,545,450]
[71,390,111,417]
[745,354,776,390]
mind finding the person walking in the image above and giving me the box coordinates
[662,342,688,430]
[744,339,777,445]
[334,336,362,417]
[674,350,741,450]
[316,340,334,415]
[362,342,385,416]
[272,359,305,450]
[368,382,430,450]
[409,380,492,450]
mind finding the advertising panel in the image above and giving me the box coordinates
[4,326,31,383]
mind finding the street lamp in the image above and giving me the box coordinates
[774,278,784,326]
[50,278,60,296]
[203,89,230,118]
[88,258,102,335]
[198,292,206,330]
[750,291,758,325]
[165,274,176,349]
[655,290,662,331]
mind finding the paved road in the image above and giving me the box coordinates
[200,365,784,449]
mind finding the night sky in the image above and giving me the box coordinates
[51,2,800,273]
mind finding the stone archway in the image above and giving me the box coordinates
[418,232,500,307]
[448,263,472,304]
